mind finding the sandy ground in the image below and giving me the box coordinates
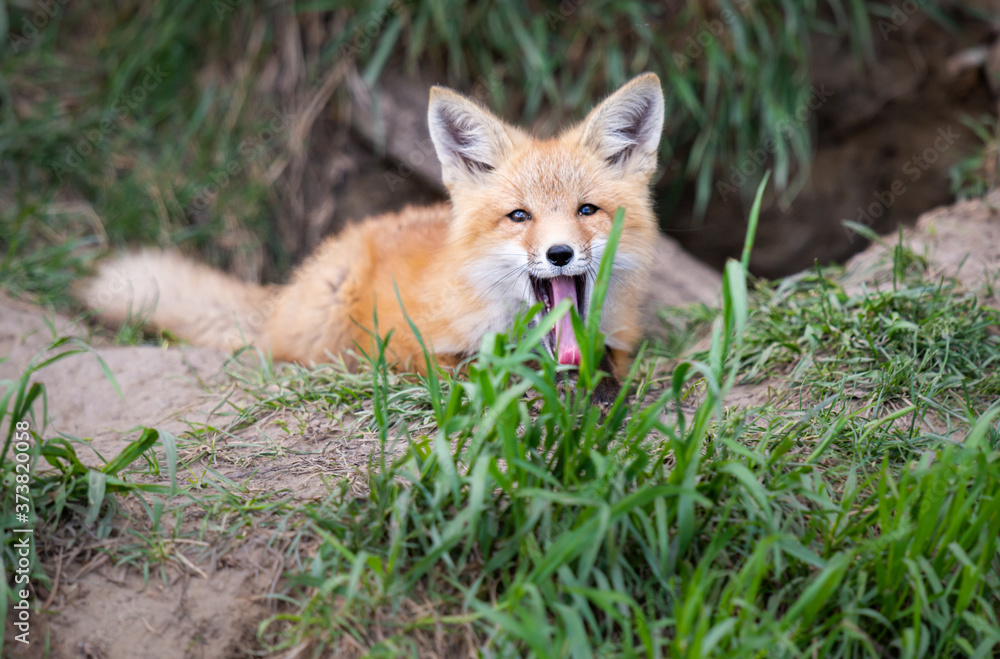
[2,199,998,657]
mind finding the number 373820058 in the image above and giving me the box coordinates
[13,420,32,505]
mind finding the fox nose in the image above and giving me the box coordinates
[546,244,575,267]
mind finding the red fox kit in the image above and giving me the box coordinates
[81,73,665,400]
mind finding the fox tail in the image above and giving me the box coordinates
[78,250,273,352]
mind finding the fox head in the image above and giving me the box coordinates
[427,73,665,364]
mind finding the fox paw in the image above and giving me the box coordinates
[592,375,621,410]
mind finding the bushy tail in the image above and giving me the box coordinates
[78,250,274,352]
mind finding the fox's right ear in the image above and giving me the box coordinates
[428,88,514,186]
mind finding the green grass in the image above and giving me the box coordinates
[231,203,998,656]
[0,0,956,307]
[0,204,99,308]
[2,180,1000,657]
[3,192,1000,655]
[950,113,1000,200]
[739,265,1000,454]
[3,4,998,653]
[320,0,945,213]
[0,340,181,647]
[1,0,290,303]
[219,200,996,655]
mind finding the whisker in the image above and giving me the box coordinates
[480,264,529,300]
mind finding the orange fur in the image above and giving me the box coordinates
[80,73,666,378]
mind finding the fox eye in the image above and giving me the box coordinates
[507,209,531,223]
[578,204,599,216]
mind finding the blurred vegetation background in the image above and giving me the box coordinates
[2,0,999,306]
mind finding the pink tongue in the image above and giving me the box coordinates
[550,276,581,366]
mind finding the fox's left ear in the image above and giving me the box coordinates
[579,73,664,176]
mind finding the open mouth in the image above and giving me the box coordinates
[529,274,587,366]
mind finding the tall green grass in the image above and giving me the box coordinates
[257,184,1000,656]
[1,0,289,302]
[0,1,954,309]
[2,172,997,655]
[950,113,1000,200]
[317,0,928,212]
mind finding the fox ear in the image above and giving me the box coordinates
[428,87,514,186]
[579,73,664,176]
